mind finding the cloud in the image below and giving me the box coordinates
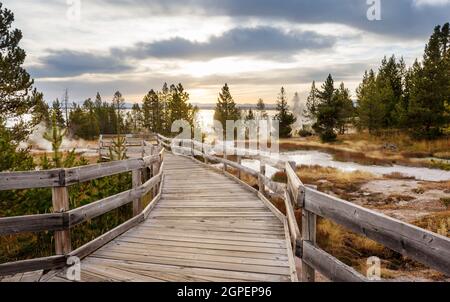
[103,0,450,39]
[28,50,134,78]
[112,26,336,60]
[33,61,368,103]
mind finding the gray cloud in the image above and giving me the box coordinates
[28,50,133,78]
[103,0,450,39]
[34,61,368,102]
[112,26,336,60]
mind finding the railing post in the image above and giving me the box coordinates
[258,161,266,195]
[203,143,209,164]
[152,147,159,197]
[132,169,143,216]
[291,160,316,282]
[237,156,242,179]
[223,142,227,172]
[52,181,71,255]
[301,210,317,282]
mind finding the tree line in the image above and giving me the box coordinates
[305,23,450,142]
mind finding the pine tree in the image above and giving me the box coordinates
[0,3,34,121]
[159,83,170,134]
[131,103,143,133]
[376,55,405,128]
[214,84,241,133]
[407,24,450,138]
[52,99,65,128]
[43,113,66,168]
[32,90,50,127]
[313,75,340,142]
[168,84,196,131]
[304,81,319,123]
[356,70,386,134]
[256,98,268,119]
[63,89,70,128]
[142,89,163,133]
[112,91,125,135]
[275,87,296,138]
[335,83,354,134]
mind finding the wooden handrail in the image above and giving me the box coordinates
[157,136,450,282]
[0,154,160,190]
[0,145,165,276]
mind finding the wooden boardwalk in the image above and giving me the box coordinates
[41,153,297,282]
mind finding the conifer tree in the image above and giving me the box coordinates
[335,82,354,134]
[43,113,66,168]
[214,84,241,133]
[312,75,340,142]
[304,81,319,123]
[0,3,34,121]
[256,98,268,119]
[275,87,296,138]
[356,70,385,134]
[52,99,65,128]
[406,23,450,138]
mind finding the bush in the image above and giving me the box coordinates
[272,171,287,183]
[320,130,337,142]
[298,129,313,137]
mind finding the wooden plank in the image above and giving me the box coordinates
[95,246,289,267]
[284,191,301,245]
[0,213,65,235]
[65,155,159,185]
[286,162,304,207]
[107,241,288,260]
[116,236,286,254]
[131,228,285,242]
[305,187,450,276]
[70,213,144,260]
[301,207,316,282]
[84,257,291,282]
[69,172,161,226]
[0,169,61,190]
[132,169,143,216]
[302,241,368,282]
[52,186,71,254]
[0,256,67,277]
[91,251,291,276]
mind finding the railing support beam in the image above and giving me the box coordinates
[132,169,143,216]
[301,210,317,282]
[52,186,71,255]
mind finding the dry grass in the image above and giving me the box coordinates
[413,211,450,237]
[223,159,448,281]
[279,133,450,170]
[383,172,416,180]
[440,198,450,209]
[417,180,450,193]
[295,165,377,200]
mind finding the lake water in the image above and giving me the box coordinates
[239,150,450,182]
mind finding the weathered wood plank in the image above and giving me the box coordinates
[0,169,61,190]
[0,213,66,235]
[0,256,67,277]
[305,187,450,276]
[69,172,162,226]
[52,186,71,254]
[70,213,144,260]
[302,241,368,282]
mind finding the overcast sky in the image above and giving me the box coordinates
[3,0,450,104]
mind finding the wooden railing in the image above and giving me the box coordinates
[98,133,157,159]
[0,146,165,276]
[157,134,450,282]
